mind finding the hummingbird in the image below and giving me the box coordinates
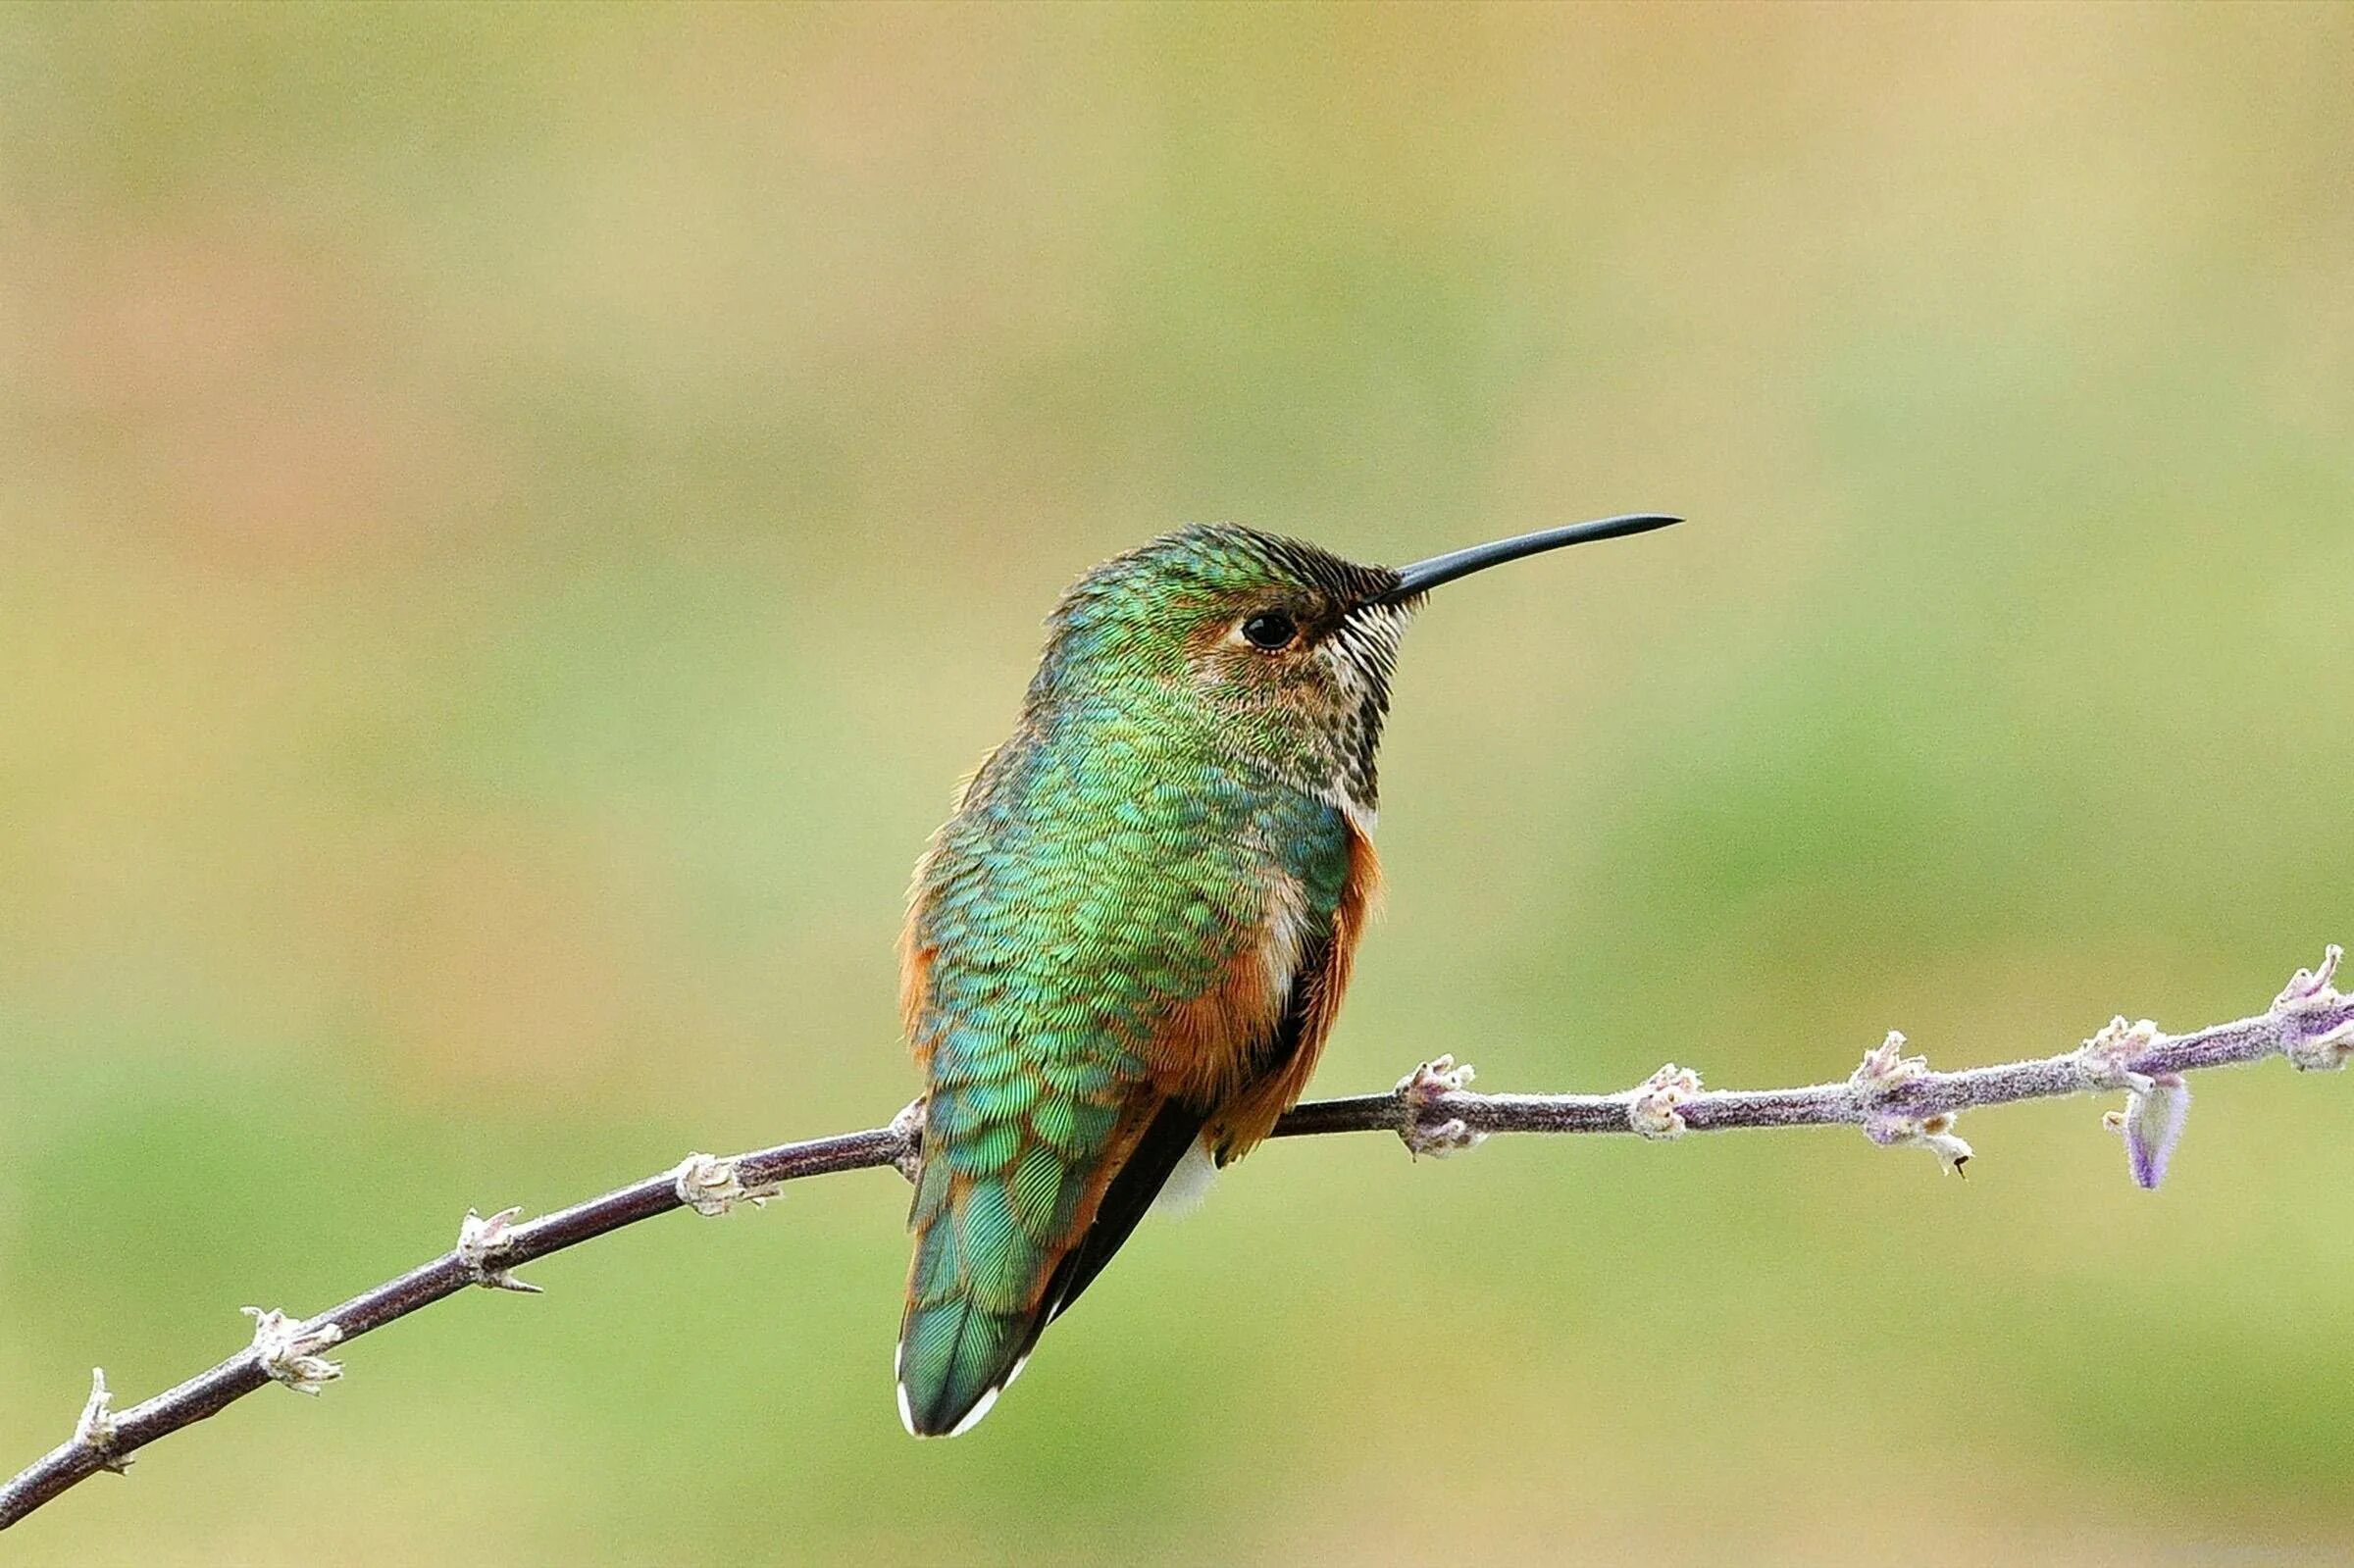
[895,512,1681,1437]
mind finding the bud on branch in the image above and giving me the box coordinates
[3,946,2346,1530]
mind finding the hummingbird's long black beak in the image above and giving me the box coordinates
[1380,513,1682,603]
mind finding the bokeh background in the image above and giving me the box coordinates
[3,3,2350,1562]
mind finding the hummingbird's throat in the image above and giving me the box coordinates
[1307,600,1413,832]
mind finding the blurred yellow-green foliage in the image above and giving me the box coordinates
[4,3,2351,1562]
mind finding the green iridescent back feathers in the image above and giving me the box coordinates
[896,527,1408,1437]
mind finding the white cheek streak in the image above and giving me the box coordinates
[1150,1135,1221,1219]
[1316,637,1359,697]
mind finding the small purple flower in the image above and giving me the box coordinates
[2118,1073,2190,1189]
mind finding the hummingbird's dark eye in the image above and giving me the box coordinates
[1240,610,1298,651]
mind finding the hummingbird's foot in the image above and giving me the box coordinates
[1626,1062,1703,1138]
[671,1151,782,1216]
[1395,1055,1484,1158]
[455,1206,543,1293]
[1851,1032,1973,1176]
[241,1307,344,1395]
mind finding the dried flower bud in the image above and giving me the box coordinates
[2076,1016,2164,1092]
[1397,1055,1485,1158]
[889,1098,927,1185]
[1852,1031,1928,1091]
[672,1152,779,1216]
[1627,1063,1703,1139]
[241,1308,344,1395]
[74,1368,129,1475]
[2276,946,2354,1071]
[2276,944,2343,1009]
[2104,1073,2190,1189]
[456,1206,542,1293]
[1865,1108,1973,1176]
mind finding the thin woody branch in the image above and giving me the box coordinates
[5,946,2347,1531]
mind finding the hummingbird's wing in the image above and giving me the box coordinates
[1026,817,1378,1326]
[1200,823,1378,1164]
[896,914,1271,1440]
[1032,893,1355,1327]
[896,738,1372,1437]
[1029,1093,1209,1326]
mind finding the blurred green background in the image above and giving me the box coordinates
[3,3,2350,1563]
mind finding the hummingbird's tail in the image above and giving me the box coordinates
[895,1296,1027,1439]
[897,1097,1204,1437]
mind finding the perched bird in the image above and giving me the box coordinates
[895,513,1680,1436]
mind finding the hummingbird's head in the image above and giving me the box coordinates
[1033,514,1680,825]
